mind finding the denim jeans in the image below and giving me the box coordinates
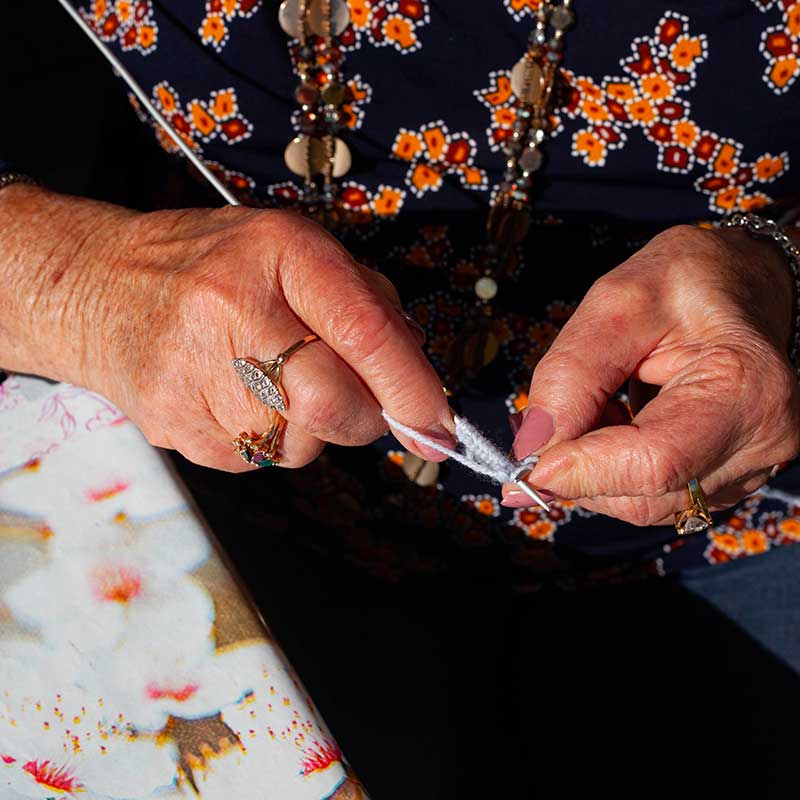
[680,543,800,673]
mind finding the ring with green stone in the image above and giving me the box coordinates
[233,419,285,467]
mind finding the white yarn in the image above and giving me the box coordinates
[382,411,537,486]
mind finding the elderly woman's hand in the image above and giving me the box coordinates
[0,187,452,471]
[505,223,800,525]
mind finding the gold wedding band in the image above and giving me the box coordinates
[674,478,712,535]
[232,334,320,412]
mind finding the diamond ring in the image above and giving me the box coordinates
[674,477,712,535]
[232,334,320,412]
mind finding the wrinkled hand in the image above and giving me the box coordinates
[71,205,452,471]
[505,224,800,525]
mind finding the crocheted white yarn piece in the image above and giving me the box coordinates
[382,411,537,486]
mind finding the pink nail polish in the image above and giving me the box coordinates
[501,492,533,509]
[512,406,554,460]
[412,431,455,463]
[508,411,523,435]
[501,487,556,508]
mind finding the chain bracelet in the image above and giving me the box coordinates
[722,211,800,380]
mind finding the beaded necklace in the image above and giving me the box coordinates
[277,0,574,386]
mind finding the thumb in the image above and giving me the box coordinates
[512,278,664,459]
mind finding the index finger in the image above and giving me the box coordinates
[280,230,455,458]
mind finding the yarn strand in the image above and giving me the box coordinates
[382,411,548,510]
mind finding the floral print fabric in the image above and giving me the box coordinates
[0,377,364,800]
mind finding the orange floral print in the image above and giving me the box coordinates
[134,82,253,156]
[479,11,791,215]
[391,121,488,198]
[753,0,800,94]
[342,0,430,53]
[742,530,769,554]
[198,0,261,52]
[503,0,541,22]
[462,494,501,518]
[81,0,158,55]
[778,517,800,541]
[265,180,406,228]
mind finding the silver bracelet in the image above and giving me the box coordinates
[0,172,39,191]
[721,211,800,381]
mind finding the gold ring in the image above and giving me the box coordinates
[674,478,712,535]
[233,416,286,467]
[232,334,319,412]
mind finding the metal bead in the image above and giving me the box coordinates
[474,276,499,301]
[308,0,350,36]
[278,0,303,37]
[285,135,351,179]
[550,6,575,30]
[528,127,546,145]
[519,147,543,172]
[402,453,440,487]
[510,58,544,104]
[321,81,347,106]
[295,82,319,105]
[284,135,317,178]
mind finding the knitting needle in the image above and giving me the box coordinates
[55,0,240,207]
[512,468,551,512]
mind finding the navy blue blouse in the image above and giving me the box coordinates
[52,0,800,586]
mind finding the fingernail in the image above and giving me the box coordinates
[501,487,556,508]
[512,406,554,460]
[508,411,523,435]
[413,430,455,463]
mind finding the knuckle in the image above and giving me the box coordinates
[701,345,753,389]
[329,298,394,364]
[584,271,656,315]
[292,382,367,443]
[613,497,664,528]
[637,440,687,496]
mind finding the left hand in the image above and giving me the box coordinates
[504,223,800,526]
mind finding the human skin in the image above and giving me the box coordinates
[2,184,798,520]
[0,184,454,471]
[505,222,800,525]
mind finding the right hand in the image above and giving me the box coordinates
[6,189,453,471]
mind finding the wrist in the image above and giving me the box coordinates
[715,222,796,356]
[0,184,138,387]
